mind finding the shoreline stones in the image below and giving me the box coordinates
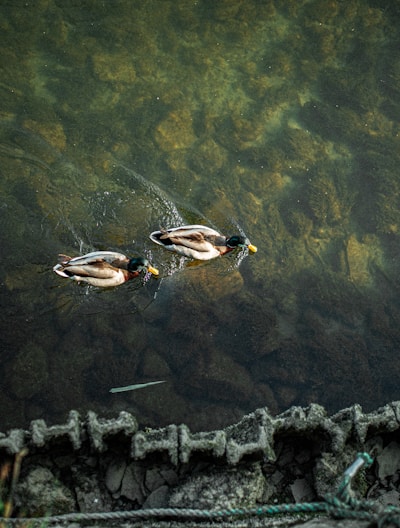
[1,401,400,524]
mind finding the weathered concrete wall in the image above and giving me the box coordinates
[1,402,400,527]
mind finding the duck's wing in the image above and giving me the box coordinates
[167,233,214,252]
[150,225,223,259]
[169,226,227,254]
[61,251,128,267]
[150,225,220,248]
[163,225,221,238]
[57,261,124,280]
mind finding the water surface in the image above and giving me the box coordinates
[1,0,400,432]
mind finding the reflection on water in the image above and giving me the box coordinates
[1,1,400,432]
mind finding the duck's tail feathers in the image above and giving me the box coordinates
[57,254,72,265]
[53,264,71,278]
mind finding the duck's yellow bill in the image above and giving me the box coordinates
[247,244,257,253]
[148,266,159,276]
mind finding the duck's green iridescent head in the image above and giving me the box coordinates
[128,257,159,275]
[226,236,257,253]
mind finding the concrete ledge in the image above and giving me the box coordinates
[1,402,399,465]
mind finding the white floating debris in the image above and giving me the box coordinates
[110,380,166,394]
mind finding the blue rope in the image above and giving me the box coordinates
[1,452,400,526]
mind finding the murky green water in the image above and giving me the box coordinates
[1,0,400,432]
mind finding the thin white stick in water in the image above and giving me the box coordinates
[109,380,166,393]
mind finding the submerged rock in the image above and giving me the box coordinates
[9,343,49,400]
[155,109,197,151]
[169,463,266,510]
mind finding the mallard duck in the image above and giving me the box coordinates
[53,251,159,287]
[149,225,257,260]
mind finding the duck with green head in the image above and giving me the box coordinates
[53,251,159,287]
[149,225,257,260]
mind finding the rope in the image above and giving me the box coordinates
[2,452,400,526]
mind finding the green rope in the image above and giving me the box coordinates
[1,452,399,526]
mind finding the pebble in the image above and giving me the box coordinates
[105,459,127,494]
[377,441,400,479]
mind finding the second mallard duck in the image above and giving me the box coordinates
[53,251,159,287]
[149,225,257,260]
